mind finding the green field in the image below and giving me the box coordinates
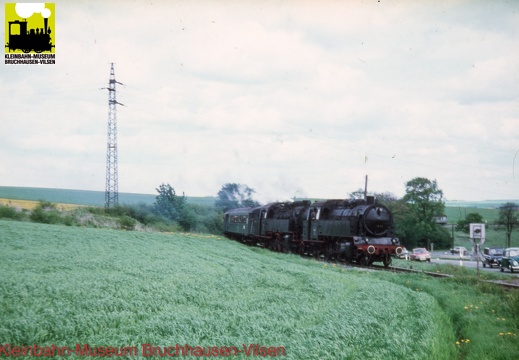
[444,206,502,223]
[2,220,519,359]
[0,220,454,359]
[443,206,519,249]
[0,186,216,207]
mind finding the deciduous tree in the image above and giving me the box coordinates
[215,183,260,212]
[498,202,519,248]
[403,177,445,220]
[400,177,450,249]
[154,183,186,223]
[456,212,484,233]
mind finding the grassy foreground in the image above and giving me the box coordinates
[0,221,517,359]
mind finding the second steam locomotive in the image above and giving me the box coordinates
[224,196,402,267]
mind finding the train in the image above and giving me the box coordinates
[6,18,54,53]
[223,196,402,267]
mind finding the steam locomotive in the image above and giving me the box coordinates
[224,196,402,267]
[6,18,54,53]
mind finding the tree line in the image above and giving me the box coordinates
[1,178,516,248]
[357,177,518,250]
[151,177,518,249]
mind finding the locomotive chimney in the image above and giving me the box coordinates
[364,175,368,200]
[44,17,48,34]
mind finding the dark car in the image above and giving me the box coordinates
[500,248,519,273]
[482,247,504,268]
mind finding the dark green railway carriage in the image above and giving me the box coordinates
[223,208,252,237]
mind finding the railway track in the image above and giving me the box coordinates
[245,240,519,290]
[373,264,453,277]
[368,263,519,290]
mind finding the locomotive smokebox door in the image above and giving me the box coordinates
[363,205,391,236]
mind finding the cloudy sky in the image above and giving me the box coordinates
[1,0,518,202]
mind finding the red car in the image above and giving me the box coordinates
[410,248,431,262]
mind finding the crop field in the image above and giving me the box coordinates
[0,186,216,207]
[444,206,502,223]
[450,227,519,250]
[2,220,519,359]
[0,220,461,359]
[0,198,81,211]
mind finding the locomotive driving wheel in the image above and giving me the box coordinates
[282,236,290,253]
[383,254,392,268]
[357,253,369,266]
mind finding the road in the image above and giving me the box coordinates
[404,251,519,276]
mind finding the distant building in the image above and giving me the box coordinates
[434,215,448,225]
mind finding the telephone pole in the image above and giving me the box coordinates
[104,63,123,208]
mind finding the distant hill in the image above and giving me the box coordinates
[0,186,216,207]
[444,200,518,209]
[443,200,518,223]
[1,186,516,211]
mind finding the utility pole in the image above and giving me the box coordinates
[104,63,123,208]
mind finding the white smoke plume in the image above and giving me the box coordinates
[15,3,51,19]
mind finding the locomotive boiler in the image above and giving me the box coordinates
[224,196,402,267]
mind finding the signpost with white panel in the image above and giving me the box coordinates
[470,223,486,277]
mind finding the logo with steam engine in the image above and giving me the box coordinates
[5,3,55,64]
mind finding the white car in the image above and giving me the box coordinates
[450,246,467,255]
[397,247,410,259]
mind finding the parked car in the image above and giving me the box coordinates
[500,248,519,273]
[410,248,431,262]
[397,247,410,259]
[482,247,504,268]
[450,246,467,255]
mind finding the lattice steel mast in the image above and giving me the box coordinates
[104,63,123,208]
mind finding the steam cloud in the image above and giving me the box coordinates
[15,3,52,19]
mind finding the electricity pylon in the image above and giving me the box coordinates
[104,63,123,208]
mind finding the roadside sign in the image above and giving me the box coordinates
[469,223,485,239]
[469,223,486,278]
